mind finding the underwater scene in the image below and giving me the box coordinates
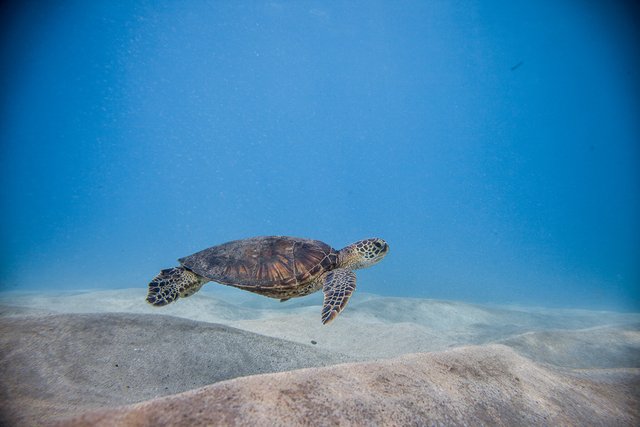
[1,1,639,425]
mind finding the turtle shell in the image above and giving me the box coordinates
[178,236,339,289]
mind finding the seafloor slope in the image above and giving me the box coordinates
[0,288,638,426]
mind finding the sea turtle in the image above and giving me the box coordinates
[146,236,389,324]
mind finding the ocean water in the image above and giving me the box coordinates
[1,0,639,312]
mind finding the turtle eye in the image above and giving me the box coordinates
[373,241,382,249]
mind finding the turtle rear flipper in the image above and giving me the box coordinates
[146,267,207,306]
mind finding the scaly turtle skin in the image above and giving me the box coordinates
[146,236,389,324]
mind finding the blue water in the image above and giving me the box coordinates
[1,1,638,311]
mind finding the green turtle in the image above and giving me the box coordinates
[146,236,389,324]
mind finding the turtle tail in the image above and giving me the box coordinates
[146,267,207,306]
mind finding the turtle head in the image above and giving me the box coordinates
[338,238,389,270]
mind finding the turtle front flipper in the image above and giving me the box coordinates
[146,267,208,306]
[321,268,356,324]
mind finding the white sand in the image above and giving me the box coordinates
[1,287,638,361]
[59,345,640,427]
[1,287,638,426]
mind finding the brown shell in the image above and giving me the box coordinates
[178,236,339,290]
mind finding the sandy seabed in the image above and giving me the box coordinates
[1,287,638,426]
